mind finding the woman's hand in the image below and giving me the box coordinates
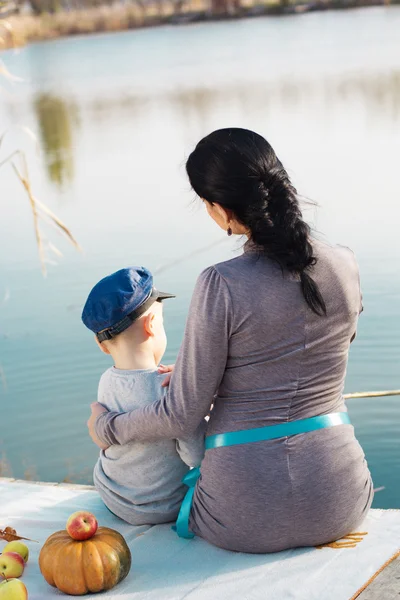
[158,364,175,388]
[87,402,110,450]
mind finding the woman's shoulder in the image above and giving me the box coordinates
[312,236,360,274]
[196,253,249,288]
[195,237,360,291]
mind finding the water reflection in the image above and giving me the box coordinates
[1,11,399,499]
[33,94,79,189]
[87,70,400,127]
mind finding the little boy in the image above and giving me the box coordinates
[82,266,205,525]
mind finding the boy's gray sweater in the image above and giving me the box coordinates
[94,367,205,525]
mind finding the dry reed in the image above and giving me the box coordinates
[0,46,81,274]
[0,453,13,478]
[2,0,397,51]
[1,0,278,49]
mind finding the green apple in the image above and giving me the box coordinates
[1,543,29,564]
[0,552,25,580]
[0,578,28,599]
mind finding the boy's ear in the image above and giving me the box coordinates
[95,336,111,355]
[143,312,156,337]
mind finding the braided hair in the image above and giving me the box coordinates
[186,128,326,316]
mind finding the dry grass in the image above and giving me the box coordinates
[0,31,81,272]
[0,453,13,478]
[2,5,183,48]
[62,458,93,484]
[1,0,275,49]
[0,142,81,274]
[0,0,395,49]
[23,461,38,481]
[0,453,93,484]
[0,66,81,274]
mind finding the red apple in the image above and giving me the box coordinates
[0,552,25,580]
[0,578,28,599]
[2,542,29,564]
[66,511,98,541]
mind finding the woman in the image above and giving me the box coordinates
[88,128,373,553]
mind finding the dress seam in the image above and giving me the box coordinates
[285,297,307,537]
[212,265,236,338]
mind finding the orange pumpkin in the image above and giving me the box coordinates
[39,526,131,595]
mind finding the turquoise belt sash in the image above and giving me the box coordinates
[173,411,351,539]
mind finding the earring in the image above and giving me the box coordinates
[227,227,232,237]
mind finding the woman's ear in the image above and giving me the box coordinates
[95,336,110,355]
[213,203,233,226]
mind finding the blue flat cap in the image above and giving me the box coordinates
[82,266,175,342]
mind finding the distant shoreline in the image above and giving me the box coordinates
[0,0,397,50]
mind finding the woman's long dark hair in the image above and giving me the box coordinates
[186,128,326,316]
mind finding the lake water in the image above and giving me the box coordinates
[0,8,399,508]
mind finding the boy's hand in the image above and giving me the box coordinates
[87,402,109,450]
[158,364,175,387]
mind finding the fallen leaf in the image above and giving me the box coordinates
[0,526,38,543]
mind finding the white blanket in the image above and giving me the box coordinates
[1,479,399,600]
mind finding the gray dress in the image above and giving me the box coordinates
[96,238,373,553]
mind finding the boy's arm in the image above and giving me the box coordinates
[97,372,111,409]
[176,419,207,468]
[91,373,113,451]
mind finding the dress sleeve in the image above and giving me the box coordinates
[95,266,233,446]
[175,420,207,468]
[343,245,363,343]
[340,244,363,315]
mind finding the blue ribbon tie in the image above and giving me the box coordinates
[173,467,201,539]
[173,412,350,539]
